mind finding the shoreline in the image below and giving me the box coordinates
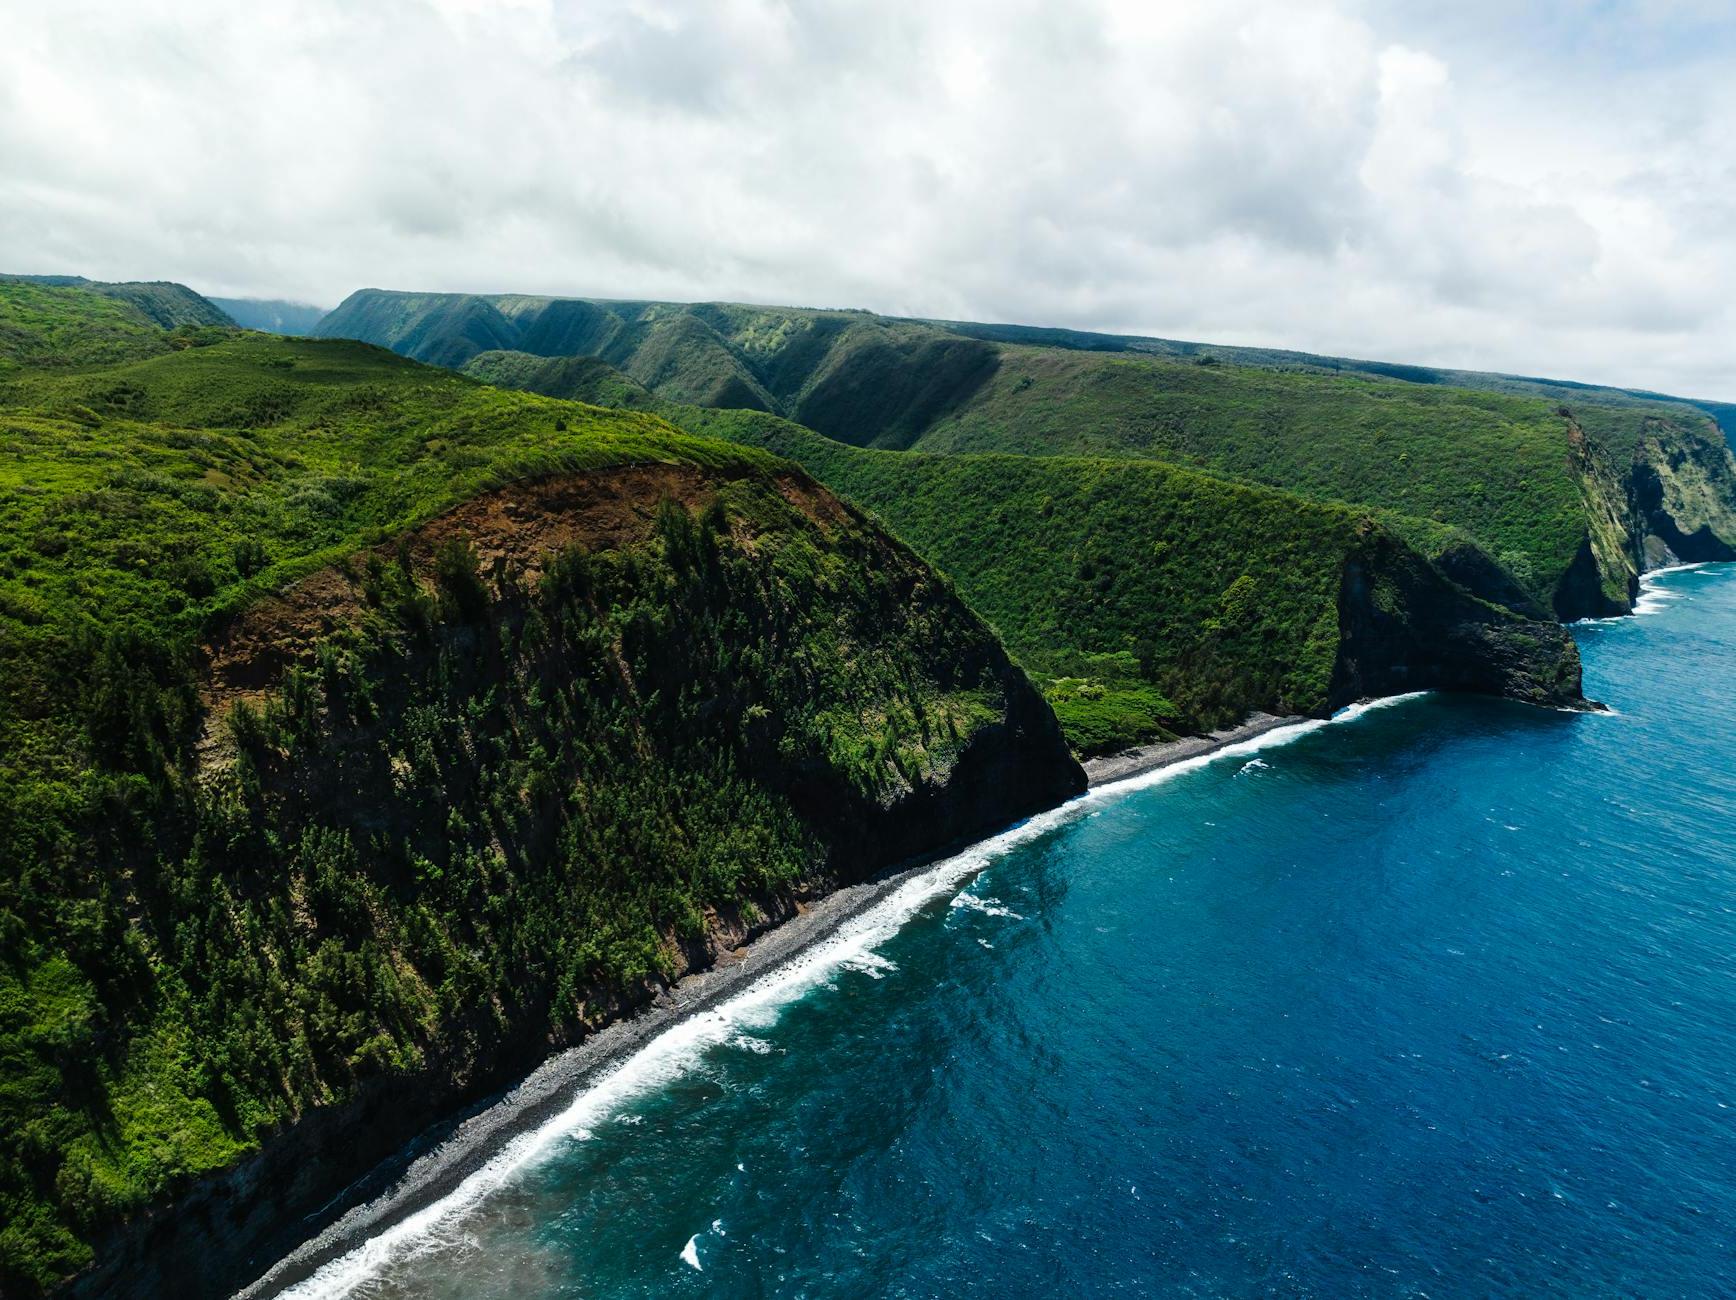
[242,706,1340,1297]
[1082,712,1302,787]
[239,844,1007,1298]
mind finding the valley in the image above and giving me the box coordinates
[1,274,1731,1296]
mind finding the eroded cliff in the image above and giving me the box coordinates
[54,465,1083,1299]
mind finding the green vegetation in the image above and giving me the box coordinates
[0,282,1054,1292]
[0,281,219,371]
[0,273,1648,1289]
[326,290,1736,617]
[80,281,234,330]
[684,408,1355,731]
[909,348,1606,611]
[672,408,1577,751]
[935,315,1736,440]
[320,292,999,447]
[463,349,657,409]
[1043,670,1179,756]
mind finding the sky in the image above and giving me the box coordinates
[2,0,1733,398]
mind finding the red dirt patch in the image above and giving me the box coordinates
[198,463,839,726]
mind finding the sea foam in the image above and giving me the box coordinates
[276,692,1425,1299]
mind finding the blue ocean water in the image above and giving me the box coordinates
[297,565,1736,1299]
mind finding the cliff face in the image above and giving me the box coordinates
[1629,417,1736,567]
[1557,420,1643,620]
[1556,412,1736,620]
[1334,528,1590,711]
[59,466,1083,1300]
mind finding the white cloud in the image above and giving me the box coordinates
[0,0,1731,397]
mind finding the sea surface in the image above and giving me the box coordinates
[290,564,1736,1299]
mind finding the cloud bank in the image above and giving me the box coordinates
[2,0,1731,397]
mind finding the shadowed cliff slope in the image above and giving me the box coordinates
[667,409,1593,752]
[0,282,1081,1295]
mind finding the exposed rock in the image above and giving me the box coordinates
[1335,529,1594,712]
[1629,420,1736,565]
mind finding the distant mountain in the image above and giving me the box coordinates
[0,274,233,329]
[316,290,997,448]
[931,317,1736,439]
[324,288,1736,621]
[208,297,328,335]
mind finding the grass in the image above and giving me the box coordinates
[0,282,193,371]
[0,282,1044,1293]
[322,290,1723,615]
[681,408,1383,738]
[912,347,1597,608]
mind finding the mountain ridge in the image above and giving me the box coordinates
[0,280,1083,1295]
[327,288,1736,622]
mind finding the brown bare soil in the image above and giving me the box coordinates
[198,462,835,730]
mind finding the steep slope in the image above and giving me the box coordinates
[207,298,328,335]
[673,409,1591,752]
[1573,404,1736,568]
[320,290,1736,619]
[318,291,998,447]
[83,282,233,330]
[0,281,230,372]
[0,292,1081,1295]
[456,353,1594,751]
[911,346,1736,618]
[612,307,775,409]
[462,349,657,408]
[0,277,233,332]
[315,288,518,368]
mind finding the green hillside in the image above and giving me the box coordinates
[667,407,1587,753]
[320,291,999,448]
[1,276,235,333]
[0,281,226,371]
[908,345,1736,611]
[934,316,1736,439]
[83,281,233,330]
[463,349,658,409]
[0,282,1081,1293]
[323,290,1736,619]
[911,346,1593,596]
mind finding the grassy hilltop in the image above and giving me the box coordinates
[0,281,1081,1293]
[337,289,1736,620]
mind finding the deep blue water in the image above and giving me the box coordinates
[297,565,1736,1299]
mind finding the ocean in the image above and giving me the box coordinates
[285,563,1736,1298]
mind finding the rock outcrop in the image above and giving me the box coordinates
[1559,411,1736,619]
[1334,527,1593,711]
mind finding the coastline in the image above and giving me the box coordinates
[242,704,1361,1298]
[239,845,1011,1298]
[1082,712,1302,787]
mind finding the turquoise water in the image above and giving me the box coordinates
[296,565,1736,1299]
